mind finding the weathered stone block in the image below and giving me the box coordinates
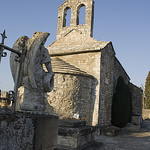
[0,111,58,150]
[100,126,121,136]
[57,119,97,149]
[131,115,142,126]
[124,123,140,132]
[58,119,86,128]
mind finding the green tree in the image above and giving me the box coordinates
[111,76,132,127]
[144,71,150,109]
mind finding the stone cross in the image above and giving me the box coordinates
[0,30,7,62]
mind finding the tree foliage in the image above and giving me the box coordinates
[111,76,132,127]
[144,71,150,109]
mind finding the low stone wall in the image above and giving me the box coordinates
[0,111,58,150]
[143,109,150,120]
[130,83,143,115]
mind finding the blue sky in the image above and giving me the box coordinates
[0,0,150,91]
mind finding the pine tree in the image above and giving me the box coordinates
[144,71,150,109]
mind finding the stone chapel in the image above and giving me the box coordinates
[46,0,142,127]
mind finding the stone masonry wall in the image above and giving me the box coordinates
[47,73,93,125]
[99,44,115,126]
[129,83,143,115]
[57,0,94,39]
[55,52,101,126]
[48,42,133,127]
[113,58,130,92]
[99,54,142,126]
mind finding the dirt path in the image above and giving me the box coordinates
[94,121,150,150]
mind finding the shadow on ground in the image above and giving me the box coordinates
[89,120,150,150]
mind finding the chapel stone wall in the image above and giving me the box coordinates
[113,58,130,92]
[54,52,101,126]
[46,0,143,128]
[47,73,93,125]
[99,43,115,126]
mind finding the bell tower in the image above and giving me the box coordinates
[57,0,94,39]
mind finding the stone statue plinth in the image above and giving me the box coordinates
[0,111,58,150]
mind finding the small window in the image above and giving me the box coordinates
[63,7,71,27]
[77,4,86,25]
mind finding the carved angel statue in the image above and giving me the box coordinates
[10,31,54,111]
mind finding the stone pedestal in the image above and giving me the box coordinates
[57,119,97,150]
[0,111,58,150]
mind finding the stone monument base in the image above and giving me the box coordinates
[0,111,58,150]
[57,119,97,150]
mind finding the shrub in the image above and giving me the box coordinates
[144,71,150,109]
[111,76,132,127]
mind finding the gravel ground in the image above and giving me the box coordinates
[89,120,150,150]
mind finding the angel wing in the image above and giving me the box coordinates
[10,36,29,88]
[26,31,50,89]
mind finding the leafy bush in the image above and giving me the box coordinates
[111,76,132,127]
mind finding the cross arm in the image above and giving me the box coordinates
[0,43,21,56]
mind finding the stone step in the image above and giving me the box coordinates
[57,119,98,149]
[58,119,86,128]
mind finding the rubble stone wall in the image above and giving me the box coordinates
[113,58,130,92]
[99,44,115,126]
[47,73,93,124]
[129,83,143,115]
[54,52,100,126]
